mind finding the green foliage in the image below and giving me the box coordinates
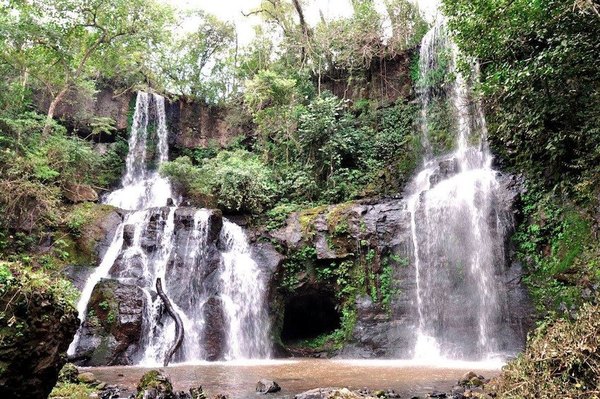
[252,89,419,206]
[161,150,277,214]
[444,0,600,203]
[264,203,302,231]
[513,184,597,316]
[156,9,235,102]
[49,382,95,399]
[0,112,121,232]
[380,263,397,311]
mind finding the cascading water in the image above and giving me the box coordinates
[406,19,513,361]
[69,92,271,364]
[220,221,272,360]
[68,92,173,356]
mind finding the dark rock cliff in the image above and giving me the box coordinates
[0,267,79,399]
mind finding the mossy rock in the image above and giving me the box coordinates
[57,363,79,384]
[136,370,174,399]
[63,202,121,266]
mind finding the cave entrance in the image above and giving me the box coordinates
[281,292,341,343]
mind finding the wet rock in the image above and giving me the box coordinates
[256,379,281,394]
[73,279,146,366]
[428,392,447,398]
[123,224,136,248]
[136,370,174,399]
[429,157,459,186]
[203,297,227,361]
[458,372,486,388]
[251,242,285,275]
[295,387,340,399]
[189,386,207,399]
[77,371,97,384]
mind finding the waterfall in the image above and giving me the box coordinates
[220,221,272,360]
[104,92,172,211]
[68,92,272,364]
[405,20,512,361]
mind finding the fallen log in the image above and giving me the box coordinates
[156,277,184,366]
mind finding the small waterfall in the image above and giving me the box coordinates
[104,92,172,211]
[69,92,172,355]
[220,221,272,360]
[406,19,512,361]
[69,92,272,364]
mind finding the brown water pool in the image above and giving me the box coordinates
[87,359,502,398]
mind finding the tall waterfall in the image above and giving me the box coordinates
[68,92,271,364]
[406,20,513,361]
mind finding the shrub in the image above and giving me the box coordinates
[161,150,277,214]
[492,301,600,398]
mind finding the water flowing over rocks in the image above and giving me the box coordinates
[69,92,273,366]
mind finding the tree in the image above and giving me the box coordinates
[0,0,174,134]
[156,9,235,102]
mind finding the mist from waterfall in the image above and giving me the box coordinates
[406,20,513,361]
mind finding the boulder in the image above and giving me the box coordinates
[73,279,146,366]
[57,363,79,384]
[64,183,99,203]
[294,388,342,399]
[0,274,79,399]
[256,379,281,394]
[77,371,97,384]
[136,370,174,399]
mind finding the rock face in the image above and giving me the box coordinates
[165,99,247,150]
[318,51,414,105]
[34,87,133,140]
[0,273,79,399]
[271,193,534,358]
[72,279,146,366]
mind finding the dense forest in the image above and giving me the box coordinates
[0,0,599,398]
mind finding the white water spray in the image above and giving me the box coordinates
[407,20,510,361]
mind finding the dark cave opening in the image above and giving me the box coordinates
[281,292,341,343]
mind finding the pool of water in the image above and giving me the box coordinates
[87,358,502,398]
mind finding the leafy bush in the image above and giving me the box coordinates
[492,301,600,398]
[513,184,597,316]
[161,150,277,214]
[0,112,122,232]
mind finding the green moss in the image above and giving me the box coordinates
[136,370,173,399]
[298,205,328,239]
[63,203,118,266]
[514,185,597,316]
[49,382,95,399]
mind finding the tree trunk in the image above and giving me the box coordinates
[42,86,69,136]
[156,277,184,366]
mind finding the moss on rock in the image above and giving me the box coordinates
[0,262,79,399]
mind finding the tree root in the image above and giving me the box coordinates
[156,277,184,366]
